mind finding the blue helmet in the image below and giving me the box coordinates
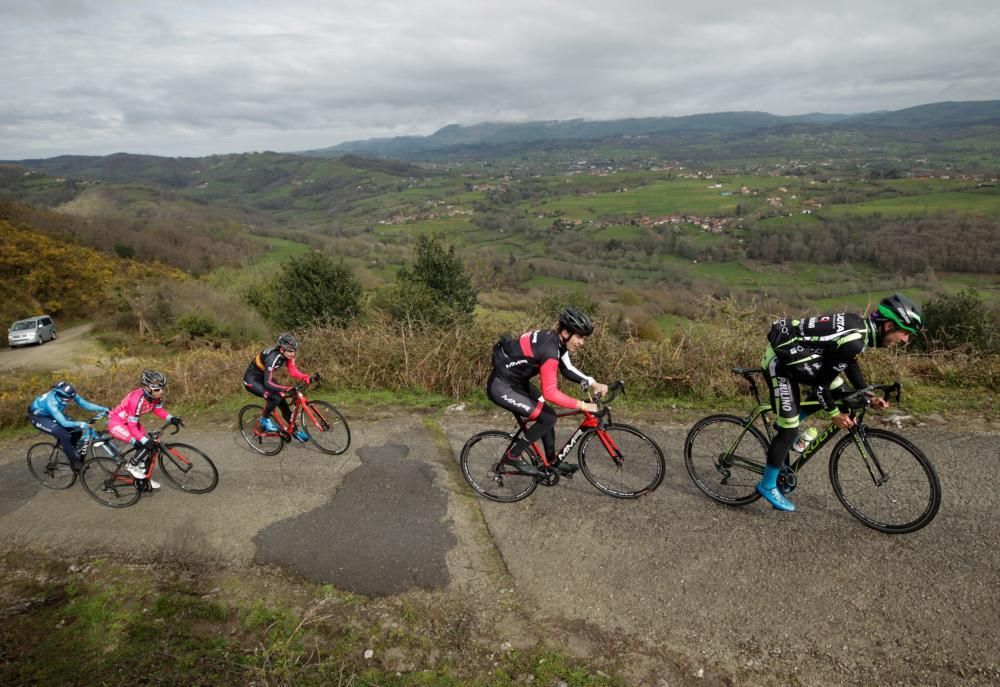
[52,381,76,400]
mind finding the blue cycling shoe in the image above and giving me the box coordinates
[756,483,796,511]
[293,429,309,442]
[259,417,280,433]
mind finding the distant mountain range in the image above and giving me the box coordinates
[303,100,1000,159]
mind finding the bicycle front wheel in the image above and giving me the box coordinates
[80,457,140,508]
[829,428,941,534]
[302,401,351,455]
[578,423,665,498]
[159,443,219,494]
[238,404,284,456]
[460,431,538,502]
[27,442,77,489]
[684,414,767,506]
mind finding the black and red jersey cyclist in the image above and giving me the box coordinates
[243,332,316,442]
[487,307,609,477]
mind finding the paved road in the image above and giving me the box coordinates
[1,408,998,685]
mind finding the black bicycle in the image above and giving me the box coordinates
[80,421,218,508]
[684,368,941,534]
[26,416,123,490]
[461,381,665,502]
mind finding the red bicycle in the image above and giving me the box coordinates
[237,378,350,456]
[460,381,665,501]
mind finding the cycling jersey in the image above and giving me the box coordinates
[491,329,594,411]
[245,347,310,393]
[29,391,106,428]
[108,388,173,444]
[764,313,877,415]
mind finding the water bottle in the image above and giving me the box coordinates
[792,426,818,453]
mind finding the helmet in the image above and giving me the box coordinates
[876,294,924,334]
[558,307,594,337]
[140,370,167,391]
[277,332,299,353]
[52,381,76,400]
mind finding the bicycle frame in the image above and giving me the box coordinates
[254,383,323,438]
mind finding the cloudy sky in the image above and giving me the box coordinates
[2,0,998,159]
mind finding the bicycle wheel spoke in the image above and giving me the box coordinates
[461,431,537,502]
[302,401,351,455]
[684,415,766,505]
[579,423,664,498]
[159,443,219,494]
[830,429,941,534]
[80,457,140,508]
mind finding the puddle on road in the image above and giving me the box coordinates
[252,443,456,596]
[0,459,43,519]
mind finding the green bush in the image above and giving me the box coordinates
[919,288,998,353]
[384,235,476,326]
[248,251,362,330]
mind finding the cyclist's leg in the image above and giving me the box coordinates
[29,414,81,471]
[110,421,161,489]
[759,348,799,511]
[487,375,547,476]
[245,376,283,431]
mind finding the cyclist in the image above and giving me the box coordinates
[108,370,183,489]
[243,332,315,442]
[758,293,923,511]
[487,307,609,477]
[28,382,110,473]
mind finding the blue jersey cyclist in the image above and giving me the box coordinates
[487,307,609,477]
[758,294,924,511]
[28,382,110,472]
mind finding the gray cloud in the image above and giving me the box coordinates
[2,0,998,158]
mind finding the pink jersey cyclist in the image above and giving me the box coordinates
[109,370,183,489]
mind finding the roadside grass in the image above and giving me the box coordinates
[0,552,628,687]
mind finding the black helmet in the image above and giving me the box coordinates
[876,294,924,334]
[277,332,299,352]
[52,381,76,400]
[558,307,594,336]
[140,369,167,390]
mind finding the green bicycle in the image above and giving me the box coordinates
[684,367,941,534]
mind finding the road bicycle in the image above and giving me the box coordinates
[26,416,123,489]
[80,421,218,508]
[684,367,941,533]
[461,381,665,502]
[237,377,351,456]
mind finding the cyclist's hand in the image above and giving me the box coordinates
[580,401,599,414]
[77,421,89,430]
[169,416,184,427]
[833,412,855,429]
[310,372,321,385]
[590,381,609,398]
[869,396,890,410]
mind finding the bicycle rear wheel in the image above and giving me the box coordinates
[26,442,77,489]
[578,423,665,498]
[80,457,140,508]
[460,431,538,502]
[302,401,351,455]
[829,428,941,534]
[684,414,766,506]
[159,443,219,494]
[238,404,284,456]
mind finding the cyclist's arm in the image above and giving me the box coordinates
[818,343,866,417]
[540,359,584,410]
[151,403,171,422]
[74,394,108,415]
[44,396,79,428]
[286,358,311,383]
[557,351,595,388]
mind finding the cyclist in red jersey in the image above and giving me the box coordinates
[243,332,315,442]
[487,308,609,477]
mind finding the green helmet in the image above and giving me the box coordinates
[877,294,924,334]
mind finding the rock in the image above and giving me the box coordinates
[446,403,466,413]
[364,649,374,659]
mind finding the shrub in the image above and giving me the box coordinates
[918,288,998,353]
[249,251,362,330]
[384,235,476,326]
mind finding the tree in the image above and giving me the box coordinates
[248,251,361,329]
[384,235,476,326]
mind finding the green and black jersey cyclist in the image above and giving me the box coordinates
[758,293,924,511]
[487,308,609,477]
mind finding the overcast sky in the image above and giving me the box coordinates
[2,0,999,159]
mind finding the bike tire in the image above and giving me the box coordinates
[302,401,351,455]
[80,457,140,508]
[578,423,665,498]
[159,443,219,494]
[26,442,77,489]
[829,427,941,534]
[684,414,767,506]
[238,404,285,456]
[460,431,538,502]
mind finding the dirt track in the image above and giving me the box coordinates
[0,324,109,373]
[1,405,998,686]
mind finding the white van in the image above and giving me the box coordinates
[8,315,56,348]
